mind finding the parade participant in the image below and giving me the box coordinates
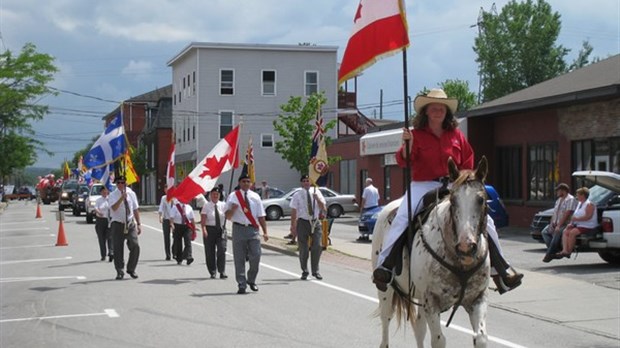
[289,175,326,280]
[225,173,268,294]
[158,189,174,261]
[200,186,228,279]
[94,185,113,262]
[170,200,196,265]
[109,176,141,280]
[372,88,523,294]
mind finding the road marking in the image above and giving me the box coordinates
[0,227,50,232]
[0,244,58,250]
[0,256,72,265]
[0,233,55,239]
[0,309,120,323]
[0,276,86,283]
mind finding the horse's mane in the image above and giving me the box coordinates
[451,169,479,189]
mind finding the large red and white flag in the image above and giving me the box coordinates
[171,126,240,204]
[338,0,409,85]
[165,142,176,197]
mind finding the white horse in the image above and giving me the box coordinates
[372,157,490,348]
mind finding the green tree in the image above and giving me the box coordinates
[272,92,336,175]
[473,0,569,102]
[0,43,58,181]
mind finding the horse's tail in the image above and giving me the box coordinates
[391,283,417,327]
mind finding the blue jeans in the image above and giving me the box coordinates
[542,224,563,256]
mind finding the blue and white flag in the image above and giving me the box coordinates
[84,111,126,170]
[91,163,115,190]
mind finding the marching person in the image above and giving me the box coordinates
[94,185,113,262]
[170,200,196,266]
[200,186,228,279]
[290,175,326,280]
[109,176,141,280]
[225,173,268,294]
[158,189,174,261]
[360,177,380,212]
[372,88,523,294]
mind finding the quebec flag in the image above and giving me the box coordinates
[91,163,115,190]
[84,111,126,170]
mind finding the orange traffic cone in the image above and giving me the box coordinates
[56,219,68,246]
[35,202,42,219]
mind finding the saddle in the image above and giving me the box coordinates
[384,185,451,276]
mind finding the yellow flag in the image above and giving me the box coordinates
[124,152,139,185]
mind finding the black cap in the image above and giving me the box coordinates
[238,173,250,182]
[555,183,569,191]
[210,187,221,194]
[300,174,309,182]
[114,175,126,183]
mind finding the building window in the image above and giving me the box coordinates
[220,69,234,95]
[305,71,318,96]
[219,111,234,138]
[193,71,196,94]
[528,142,558,201]
[383,166,391,202]
[261,133,273,148]
[339,159,357,195]
[497,146,522,200]
[262,70,276,96]
[193,125,196,140]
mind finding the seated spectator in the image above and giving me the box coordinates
[542,183,577,262]
[555,187,598,259]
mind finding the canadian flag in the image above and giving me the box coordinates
[171,126,240,204]
[165,142,176,197]
[338,0,409,85]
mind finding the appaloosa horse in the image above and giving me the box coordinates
[371,157,491,348]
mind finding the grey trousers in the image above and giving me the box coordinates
[232,224,261,289]
[111,221,140,273]
[296,219,322,274]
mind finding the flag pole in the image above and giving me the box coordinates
[402,48,414,246]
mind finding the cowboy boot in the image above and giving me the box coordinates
[489,238,523,294]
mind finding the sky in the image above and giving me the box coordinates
[1,0,619,169]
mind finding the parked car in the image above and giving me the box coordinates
[71,184,90,216]
[262,187,358,220]
[530,181,619,242]
[357,185,509,240]
[254,186,285,199]
[58,180,80,211]
[85,183,116,224]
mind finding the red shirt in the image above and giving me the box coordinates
[395,127,474,181]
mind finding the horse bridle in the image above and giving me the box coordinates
[418,180,489,327]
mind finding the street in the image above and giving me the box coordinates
[1,200,619,348]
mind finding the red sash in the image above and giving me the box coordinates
[235,190,259,228]
[175,203,196,231]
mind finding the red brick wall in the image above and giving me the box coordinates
[156,129,173,202]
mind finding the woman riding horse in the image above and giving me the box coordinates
[372,88,523,294]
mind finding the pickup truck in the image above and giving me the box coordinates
[571,170,620,265]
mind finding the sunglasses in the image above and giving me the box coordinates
[117,181,126,184]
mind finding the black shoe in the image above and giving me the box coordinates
[100,256,105,261]
[372,268,392,292]
[187,258,194,265]
[177,261,182,265]
[220,273,228,279]
[542,254,554,263]
[312,273,323,280]
[286,240,297,245]
[210,273,216,279]
[115,271,124,280]
[284,234,293,239]
[165,256,171,261]
[301,271,309,280]
[248,283,259,292]
[127,271,138,279]
[237,288,247,294]
[108,255,113,262]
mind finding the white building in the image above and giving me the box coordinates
[167,42,338,193]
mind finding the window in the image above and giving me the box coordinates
[219,111,234,138]
[261,134,273,148]
[528,142,558,201]
[262,70,276,96]
[192,125,196,140]
[305,71,318,96]
[383,166,391,201]
[497,146,522,200]
[220,69,234,95]
[339,159,357,195]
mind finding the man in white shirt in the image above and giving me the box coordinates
[158,190,173,261]
[290,175,326,280]
[225,173,268,294]
[542,183,577,263]
[200,187,228,279]
[169,200,196,266]
[108,176,141,280]
[360,178,380,212]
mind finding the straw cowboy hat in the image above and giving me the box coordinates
[414,88,458,115]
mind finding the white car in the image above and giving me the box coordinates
[85,183,116,224]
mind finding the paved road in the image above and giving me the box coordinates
[1,200,618,347]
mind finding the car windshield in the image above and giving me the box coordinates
[64,181,78,190]
[588,185,613,204]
